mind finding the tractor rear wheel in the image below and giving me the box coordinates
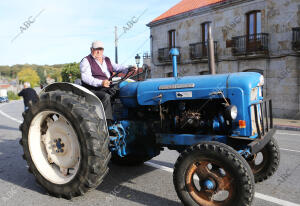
[19,91,111,199]
[173,141,255,206]
[247,137,280,183]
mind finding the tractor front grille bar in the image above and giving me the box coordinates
[250,98,273,139]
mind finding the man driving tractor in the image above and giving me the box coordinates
[80,40,137,126]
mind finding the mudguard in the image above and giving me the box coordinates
[41,82,107,121]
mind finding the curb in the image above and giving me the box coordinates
[275,124,300,132]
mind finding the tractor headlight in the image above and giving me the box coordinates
[258,75,264,87]
[225,105,238,120]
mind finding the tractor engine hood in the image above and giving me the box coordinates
[119,72,262,107]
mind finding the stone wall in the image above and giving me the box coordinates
[149,0,300,119]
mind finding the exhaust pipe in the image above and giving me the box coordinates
[170,48,179,77]
[207,22,216,75]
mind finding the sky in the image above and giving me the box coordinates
[0,0,180,66]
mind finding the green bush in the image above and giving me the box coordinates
[7,91,21,100]
[61,63,80,83]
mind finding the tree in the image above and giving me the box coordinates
[18,67,40,87]
[61,63,80,83]
[36,68,46,84]
[50,69,62,82]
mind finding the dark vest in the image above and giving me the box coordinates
[81,54,114,90]
[86,54,113,80]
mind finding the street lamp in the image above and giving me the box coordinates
[135,54,141,81]
[135,54,140,68]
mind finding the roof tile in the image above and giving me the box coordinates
[152,0,226,23]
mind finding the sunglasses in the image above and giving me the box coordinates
[93,48,104,51]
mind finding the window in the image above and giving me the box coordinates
[202,22,209,56]
[231,11,267,55]
[166,72,173,77]
[292,27,300,51]
[202,22,209,42]
[247,11,261,35]
[246,11,264,52]
[199,71,209,75]
[168,30,176,48]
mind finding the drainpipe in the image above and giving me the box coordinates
[170,48,179,77]
[115,26,118,63]
[207,22,216,75]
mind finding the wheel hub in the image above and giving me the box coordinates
[202,179,216,190]
[185,161,234,205]
[42,117,80,170]
[53,138,65,153]
[248,149,268,174]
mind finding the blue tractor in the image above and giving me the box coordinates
[20,49,279,206]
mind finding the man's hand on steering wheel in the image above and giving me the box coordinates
[102,79,111,88]
[107,66,138,88]
[129,65,138,73]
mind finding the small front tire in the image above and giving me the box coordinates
[247,137,280,183]
[173,141,255,206]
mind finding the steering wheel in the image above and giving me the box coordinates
[110,66,136,87]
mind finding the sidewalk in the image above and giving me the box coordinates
[274,118,300,131]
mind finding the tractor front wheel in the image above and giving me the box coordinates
[247,137,280,183]
[173,141,255,206]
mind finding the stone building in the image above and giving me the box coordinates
[147,0,300,119]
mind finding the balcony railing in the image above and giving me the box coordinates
[158,47,180,63]
[232,33,269,56]
[189,41,218,60]
[292,27,300,51]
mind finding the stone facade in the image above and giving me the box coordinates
[147,0,300,119]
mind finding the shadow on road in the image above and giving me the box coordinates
[97,163,182,206]
[0,124,20,131]
[0,138,45,195]
[0,137,181,205]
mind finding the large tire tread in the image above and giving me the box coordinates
[19,90,110,199]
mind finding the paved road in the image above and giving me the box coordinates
[0,100,299,206]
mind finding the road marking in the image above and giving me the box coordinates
[276,132,300,137]
[254,193,300,206]
[145,161,174,173]
[0,109,22,124]
[280,148,300,153]
[0,101,23,124]
[145,161,300,206]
